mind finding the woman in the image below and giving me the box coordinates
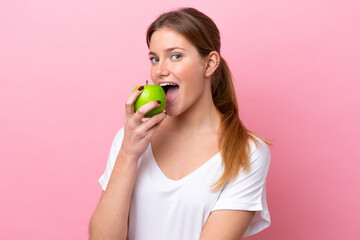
[89,7,272,240]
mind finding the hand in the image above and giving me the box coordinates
[120,86,167,161]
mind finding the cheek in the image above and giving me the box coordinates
[150,66,156,81]
[175,61,205,82]
[178,62,206,96]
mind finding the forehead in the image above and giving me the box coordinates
[149,27,195,51]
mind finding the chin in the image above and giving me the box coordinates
[164,108,176,117]
[164,104,182,117]
[167,104,192,119]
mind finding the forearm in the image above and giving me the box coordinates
[89,151,138,240]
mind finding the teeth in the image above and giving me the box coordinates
[160,83,177,87]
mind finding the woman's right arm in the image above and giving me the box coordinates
[88,86,167,240]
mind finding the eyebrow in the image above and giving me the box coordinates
[148,47,186,56]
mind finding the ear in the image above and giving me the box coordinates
[204,51,220,78]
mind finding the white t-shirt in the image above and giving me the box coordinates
[98,127,271,240]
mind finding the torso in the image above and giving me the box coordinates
[151,125,220,181]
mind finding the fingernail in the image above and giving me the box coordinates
[137,86,144,91]
[157,100,161,104]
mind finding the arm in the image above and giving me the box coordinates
[89,152,138,240]
[200,210,255,240]
[88,86,167,240]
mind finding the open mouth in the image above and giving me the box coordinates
[160,83,180,103]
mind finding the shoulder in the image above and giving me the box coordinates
[246,134,271,175]
[211,133,271,212]
[249,134,271,163]
[98,127,125,191]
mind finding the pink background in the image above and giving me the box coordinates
[1,0,359,239]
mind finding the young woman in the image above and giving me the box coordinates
[89,7,272,240]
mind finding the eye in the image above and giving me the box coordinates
[149,57,159,64]
[171,54,182,61]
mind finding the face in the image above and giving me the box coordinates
[148,27,209,117]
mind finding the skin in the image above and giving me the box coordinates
[89,27,255,240]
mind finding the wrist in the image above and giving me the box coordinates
[117,149,139,164]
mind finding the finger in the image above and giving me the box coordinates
[145,116,165,139]
[134,100,162,121]
[139,111,167,133]
[125,86,144,116]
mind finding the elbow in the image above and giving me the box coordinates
[88,217,101,240]
[88,215,127,240]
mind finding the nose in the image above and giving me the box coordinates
[155,59,170,78]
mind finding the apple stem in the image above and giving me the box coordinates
[146,80,148,85]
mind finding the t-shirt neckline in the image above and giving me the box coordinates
[148,143,221,184]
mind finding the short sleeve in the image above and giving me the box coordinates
[98,127,125,191]
[211,136,271,237]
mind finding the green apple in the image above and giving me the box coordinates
[132,84,166,118]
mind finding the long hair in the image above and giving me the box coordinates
[146,7,273,192]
